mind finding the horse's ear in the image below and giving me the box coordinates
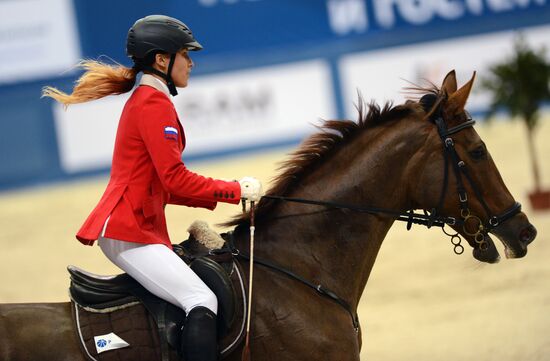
[447,71,476,114]
[441,70,458,96]
[419,93,442,122]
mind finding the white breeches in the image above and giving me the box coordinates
[98,236,218,315]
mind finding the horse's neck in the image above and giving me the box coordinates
[239,121,427,307]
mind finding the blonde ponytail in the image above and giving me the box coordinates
[42,59,138,107]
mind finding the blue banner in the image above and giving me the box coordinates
[168,0,549,55]
[74,0,550,68]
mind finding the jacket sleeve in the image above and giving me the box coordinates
[138,92,241,204]
[168,194,217,210]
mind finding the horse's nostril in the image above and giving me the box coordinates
[520,225,537,245]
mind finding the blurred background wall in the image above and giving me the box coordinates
[0,0,548,191]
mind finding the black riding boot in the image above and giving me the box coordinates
[180,306,218,361]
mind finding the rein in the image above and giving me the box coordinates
[225,232,360,332]
[262,195,456,228]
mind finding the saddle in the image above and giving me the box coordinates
[69,234,247,361]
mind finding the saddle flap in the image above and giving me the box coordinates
[190,257,236,333]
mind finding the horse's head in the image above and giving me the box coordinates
[412,70,537,263]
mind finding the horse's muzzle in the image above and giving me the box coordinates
[520,224,537,246]
[492,214,537,259]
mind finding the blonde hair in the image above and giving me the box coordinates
[42,59,138,107]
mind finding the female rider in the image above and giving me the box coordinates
[43,15,261,361]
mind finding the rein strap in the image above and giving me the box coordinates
[262,195,458,229]
[226,232,360,331]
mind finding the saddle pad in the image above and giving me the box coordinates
[72,301,179,361]
[71,260,247,361]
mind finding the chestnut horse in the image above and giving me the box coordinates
[0,71,536,361]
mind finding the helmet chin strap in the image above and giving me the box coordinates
[138,53,178,96]
[165,53,177,95]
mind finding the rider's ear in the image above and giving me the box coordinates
[441,70,458,97]
[447,71,476,115]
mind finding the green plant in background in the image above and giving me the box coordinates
[481,35,550,193]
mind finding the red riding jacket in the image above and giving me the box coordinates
[76,79,241,248]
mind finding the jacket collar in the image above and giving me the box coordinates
[139,74,171,100]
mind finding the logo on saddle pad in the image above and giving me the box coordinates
[94,332,130,353]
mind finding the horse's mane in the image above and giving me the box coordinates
[223,89,438,228]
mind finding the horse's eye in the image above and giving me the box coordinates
[469,145,487,160]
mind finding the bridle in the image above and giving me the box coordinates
[432,114,521,253]
[230,101,522,334]
[263,104,521,254]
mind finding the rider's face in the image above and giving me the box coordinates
[154,49,194,88]
[170,49,193,88]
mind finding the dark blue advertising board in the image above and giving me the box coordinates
[74,0,549,71]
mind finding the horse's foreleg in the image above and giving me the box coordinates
[0,302,85,361]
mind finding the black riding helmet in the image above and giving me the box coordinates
[126,15,202,96]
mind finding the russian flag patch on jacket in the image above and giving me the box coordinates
[164,126,178,140]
